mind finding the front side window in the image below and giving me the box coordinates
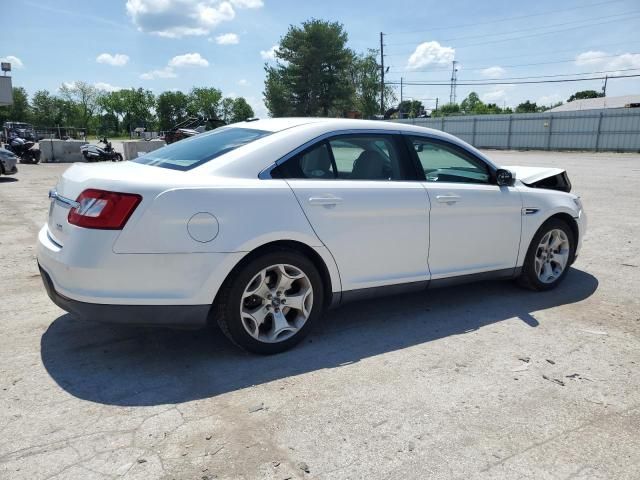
[410,136,490,184]
[133,127,270,171]
[272,134,409,180]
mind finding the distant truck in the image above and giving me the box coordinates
[2,121,36,142]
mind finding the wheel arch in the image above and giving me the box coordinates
[547,212,579,264]
[524,212,579,266]
[211,239,338,318]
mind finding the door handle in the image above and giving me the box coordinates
[436,194,461,204]
[308,195,343,206]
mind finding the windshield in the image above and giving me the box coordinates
[133,127,270,171]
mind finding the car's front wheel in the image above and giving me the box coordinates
[517,218,575,291]
[214,250,324,354]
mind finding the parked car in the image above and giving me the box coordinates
[0,147,18,176]
[38,118,586,354]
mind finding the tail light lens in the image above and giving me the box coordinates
[68,189,142,229]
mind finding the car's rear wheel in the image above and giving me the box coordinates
[214,250,324,354]
[517,218,575,291]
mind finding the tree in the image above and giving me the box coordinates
[460,92,483,114]
[31,90,60,126]
[156,91,189,131]
[567,90,603,102]
[264,68,290,117]
[264,19,355,117]
[99,90,129,134]
[515,100,539,113]
[59,81,101,129]
[398,100,424,118]
[434,103,461,116]
[0,87,30,124]
[351,50,394,118]
[230,97,254,123]
[120,88,156,132]
[220,97,235,124]
[188,87,223,120]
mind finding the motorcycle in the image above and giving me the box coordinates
[7,135,41,164]
[81,138,123,162]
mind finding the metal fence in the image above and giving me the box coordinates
[394,108,640,152]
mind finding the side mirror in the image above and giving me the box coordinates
[496,168,515,187]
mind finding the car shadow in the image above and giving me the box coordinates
[0,177,18,183]
[40,268,598,406]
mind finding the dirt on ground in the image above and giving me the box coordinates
[0,150,639,479]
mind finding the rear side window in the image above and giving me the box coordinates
[133,127,270,171]
[272,134,412,180]
[272,142,335,179]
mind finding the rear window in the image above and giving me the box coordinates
[133,127,270,171]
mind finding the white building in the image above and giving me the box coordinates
[549,94,640,112]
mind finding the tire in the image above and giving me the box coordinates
[214,250,325,354]
[517,218,575,291]
[115,153,123,162]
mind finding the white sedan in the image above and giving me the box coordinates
[38,118,586,354]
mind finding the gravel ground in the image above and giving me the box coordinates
[0,150,639,480]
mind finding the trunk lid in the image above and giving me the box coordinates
[47,162,175,246]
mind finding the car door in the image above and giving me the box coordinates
[407,135,522,279]
[272,133,431,292]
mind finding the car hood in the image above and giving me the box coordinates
[502,165,566,184]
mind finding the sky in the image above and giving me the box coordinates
[1,0,639,117]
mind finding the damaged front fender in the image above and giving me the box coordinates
[503,165,572,193]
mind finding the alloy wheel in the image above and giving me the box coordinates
[535,228,570,284]
[240,264,313,343]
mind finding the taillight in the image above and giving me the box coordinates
[68,189,142,230]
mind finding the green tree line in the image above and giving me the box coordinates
[0,83,254,135]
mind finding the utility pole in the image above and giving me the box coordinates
[602,75,608,97]
[399,77,403,119]
[449,60,458,104]
[380,32,385,115]
[434,97,439,116]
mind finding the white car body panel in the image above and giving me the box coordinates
[516,186,585,267]
[112,181,323,254]
[36,117,586,328]
[286,179,430,291]
[424,182,522,278]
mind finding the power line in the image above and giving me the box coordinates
[386,10,638,47]
[388,51,640,74]
[386,73,640,86]
[384,0,625,35]
[388,67,640,83]
[434,40,640,65]
[384,14,640,56]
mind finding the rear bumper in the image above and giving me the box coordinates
[39,264,209,328]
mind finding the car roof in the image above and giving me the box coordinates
[238,117,473,144]
[201,117,499,178]
[239,117,432,134]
